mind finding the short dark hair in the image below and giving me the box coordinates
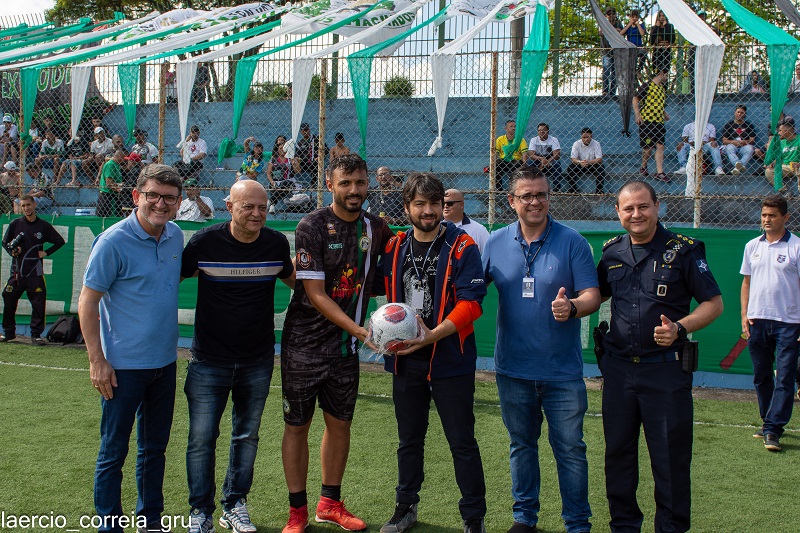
[403,172,445,206]
[629,9,640,16]
[616,180,657,206]
[136,163,183,193]
[326,154,367,178]
[19,194,35,203]
[509,169,548,195]
[581,127,593,135]
[334,132,345,142]
[537,122,549,130]
[190,125,200,133]
[736,104,747,112]
[505,120,515,126]
[762,194,788,215]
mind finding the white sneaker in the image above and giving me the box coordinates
[674,166,687,175]
[735,161,745,173]
[188,509,215,533]
[714,167,725,175]
[731,167,740,176]
[220,499,256,533]
[268,203,276,214]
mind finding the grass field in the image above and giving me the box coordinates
[0,341,798,533]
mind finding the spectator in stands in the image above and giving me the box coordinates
[16,165,54,213]
[176,179,214,222]
[444,188,490,253]
[740,70,767,94]
[120,153,143,210]
[330,132,351,158]
[599,7,623,96]
[27,119,42,161]
[634,69,670,182]
[721,105,757,175]
[84,127,114,182]
[56,130,90,186]
[0,114,19,166]
[164,61,178,103]
[0,161,20,215]
[43,116,68,143]
[174,125,207,182]
[130,127,158,165]
[791,64,800,94]
[367,166,405,225]
[649,11,675,77]
[111,134,127,154]
[675,121,724,177]
[192,62,212,102]
[765,116,800,194]
[526,122,562,189]
[620,9,646,73]
[294,122,327,187]
[34,130,63,175]
[266,135,299,214]
[566,127,607,194]
[97,150,125,217]
[238,137,266,181]
[495,119,528,192]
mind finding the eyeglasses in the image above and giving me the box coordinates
[141,191,180,205]
[512,192,549,204]
[443,200,463,207]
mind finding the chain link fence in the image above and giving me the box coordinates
[2,40,795,229]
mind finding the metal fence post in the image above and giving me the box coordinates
[488,52,498,226]
[552,0,562,98]
[158,62,166,164]
[318,58,328,208]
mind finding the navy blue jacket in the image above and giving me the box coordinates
[381,222,486,378]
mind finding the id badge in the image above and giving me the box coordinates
[411,287,425,310]
[522,277,535,298]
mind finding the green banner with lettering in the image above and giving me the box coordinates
[0,215,757,376]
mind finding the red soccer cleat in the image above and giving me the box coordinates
[282,505,308,533]
[315,496,367,531]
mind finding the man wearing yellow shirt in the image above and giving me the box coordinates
[495,120,528,192]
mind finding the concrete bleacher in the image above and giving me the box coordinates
[47,92,792,224]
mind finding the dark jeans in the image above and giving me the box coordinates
[97,192,121,218]
[2,274,46,336]
[600,354,693,533]
[392,357,486,521]
[495,159,522,192]
[95,362,177,533]
[173,160,204,180]
[748,319,800,437]
[565,163,606,194]
[602,55,617,95]
[185,358,273,515]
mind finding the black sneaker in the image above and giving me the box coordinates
[380,503,417,533]
[31,335,46,346]
[753,428,764,439]
[508,523,538,533]
[764,433,782,451]
[0,332,16,342]
[463,517,486,533]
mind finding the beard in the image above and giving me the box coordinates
[409,212,441,233]
[334,192,364,213]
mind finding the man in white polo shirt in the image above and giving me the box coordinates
[443,188,490,253]
[740,194,800,452]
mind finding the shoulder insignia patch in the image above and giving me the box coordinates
[603,235,623,250]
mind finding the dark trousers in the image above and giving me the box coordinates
[565,163,606,194]
[495,159,522,192]
[97,192,121,218]
[392,357,487,521]
[748,320,800,437]
[3,274,46,336]
[173,160,204,180]
[602,55,617,95]
[600,354,693,533]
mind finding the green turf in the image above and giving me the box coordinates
[0,343,798,532]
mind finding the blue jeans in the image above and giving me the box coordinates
[676,143,722,170]
[602,55,617,95]
[495,374,591,533]
[748,319,800,437]
[94,362,176,533]
[185,358,273,515]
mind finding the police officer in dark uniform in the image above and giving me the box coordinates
[597,180,723,533]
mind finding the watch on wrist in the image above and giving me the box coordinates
[568,299,578,319]
[676,321,688,340]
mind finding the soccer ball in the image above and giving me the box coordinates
[368,303,422,354]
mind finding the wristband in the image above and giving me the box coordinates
[568,299,578,319]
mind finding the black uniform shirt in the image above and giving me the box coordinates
[597,223,721,357]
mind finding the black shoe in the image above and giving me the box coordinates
[753,428,764,439]
[764,433,782,451]
[380,503,417,533]
[464,517,486,533]
[508,522,537,533]
[31,335,46,346]
[0,332,16,342]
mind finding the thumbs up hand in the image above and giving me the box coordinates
[551,287,572,323]
[653,314,678,346]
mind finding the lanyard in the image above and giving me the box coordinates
[520,220,552,277]
[412,225,443,283]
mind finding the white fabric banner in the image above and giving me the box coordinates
[282,0,419,48]
[286,0,428,157]
[112,9,205,40]
[175,1,356,141]
[653,0,725,198]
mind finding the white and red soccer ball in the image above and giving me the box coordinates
[368,303,422,354]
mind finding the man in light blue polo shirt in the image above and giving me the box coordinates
[740,194,800,452]
[482,169,600,533]
[78,164,184,533]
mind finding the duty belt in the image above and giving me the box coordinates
[610,350,680,364]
